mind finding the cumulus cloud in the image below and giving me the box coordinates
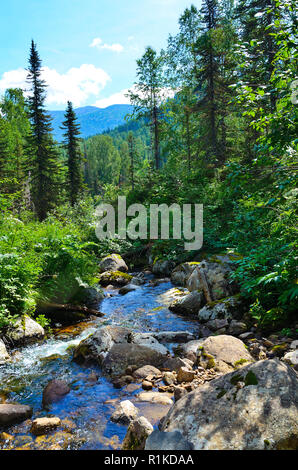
[0,64,111,107]
[94,86,177,109]
[89,37,124,53]
[94,88,131,108]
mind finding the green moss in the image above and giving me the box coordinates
[203,352,215,369]
[216,389,227,399]
[188,261,200,266]
[234,358,249,368]
[230,373,244,385]
[244,371,258,386]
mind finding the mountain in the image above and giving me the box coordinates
[49,104,133,141]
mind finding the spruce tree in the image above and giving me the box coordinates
[26,40,60,221]
[0,117,9,181]
[61,101,83,206]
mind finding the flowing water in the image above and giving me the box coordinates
[0,276,200,450]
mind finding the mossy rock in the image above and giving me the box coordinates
[98,271,132,287]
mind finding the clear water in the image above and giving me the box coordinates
[0,279,199,450]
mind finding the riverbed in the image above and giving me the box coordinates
[0,276,200,450]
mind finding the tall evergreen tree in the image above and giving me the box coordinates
[26,40,60,221]
[61,101,83,206]
[0,117,9,181]
[127,47,165,170]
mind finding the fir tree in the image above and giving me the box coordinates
[26,40,60,221]
[61,101,83,206]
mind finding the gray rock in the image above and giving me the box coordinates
[73,325,130,364]
[130,332,169,355]
[98,271,132,287]
[198,335,253,373]
[152,331,196,343]
[186,258,238,300]
[169,291,203,316]
[30,417,61,436]
[110,400,139,425]
[152,259,176,277]
[5,315,44,346]
[122,416,153,450]
[206,318,229,332]
[177,340,204,362]
[0,339,10,364]
[228,320,247,336]
[283,350,298,368]
[102,343,167,377]
[133,365,162,380]
[177,367,195,383]
[137,392,173,405]
[162,359,298,450]
[145,430,193,450]
[0,404,33,426]
[170,263,198,287]
[198,296,243,323]
[163,356,193,372]
[119,283,141,295]
[99,253,128,273]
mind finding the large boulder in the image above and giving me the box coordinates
[145,430,193,450]
[186,258,238,301]
[73,325,130,364]
[176,340,204,362]
[198,295,244,323]
[99,254,128,273]
[0,404,33,426]
[72,283,105,309]
[152,259,176,277]
[198,335,254,373]
[118,284,141,295]
[169,291,204,316]
[0,339,10,364]
[170,262,198,287]
[162,360,298,450]
[122,416,153,450]
[5,315,44,346]
[102,343,168,377]
[98,271,132,287]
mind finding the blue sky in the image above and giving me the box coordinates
[0,0,201,110]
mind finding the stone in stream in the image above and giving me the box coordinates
[177,367,196,383]
[118,283,141,295]
[102,343,167,377]
[99,253,128,273]
[42,379,70,408]
[152,259,176,277]
[0,339,10,364]
[129,332,169,355]
[5,315,44,346]
[110,400,139,425]
[169,291,204,316]
[98,271,133,287]
[30,417,61,436]
[133,365,162,380]
[122,416,153,450]
[145,430,193,450]
[137,392,173,406]
[152,331,196,343]
[161,359,298,450]
[0,404,33,426]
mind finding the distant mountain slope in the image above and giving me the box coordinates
[50,104,133,141]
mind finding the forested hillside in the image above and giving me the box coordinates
[50,104,133,141]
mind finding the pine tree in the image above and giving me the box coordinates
[61,101,83,206]
[26,40,61,221]
[0,117,9,181]
[127,47,165,170]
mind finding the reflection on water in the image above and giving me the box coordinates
[0,279,199,450]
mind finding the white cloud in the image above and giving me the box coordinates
[94,86,177,109]
[0,64,111,107]
[89,37,124,53]
[94,88,131,108]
